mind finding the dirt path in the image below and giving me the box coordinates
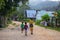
[0,21,60,40]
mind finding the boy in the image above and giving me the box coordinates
[21,22,24,33]
[24,22,28,36]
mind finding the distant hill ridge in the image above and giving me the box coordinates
[29,1,60,11]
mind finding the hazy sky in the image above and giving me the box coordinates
[28,0,60,10]
[29,0,59,3]
[29,0,59,4]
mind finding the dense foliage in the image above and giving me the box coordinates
[56,10,60,26]
[0,0,28,28]
[41,14,50,21]
[18,4,30,21]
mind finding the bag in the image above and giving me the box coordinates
[30,24,33,27]
[24,25,28,29]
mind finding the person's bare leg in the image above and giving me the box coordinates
[31,29,33,35]
[31,28,33,35]
[25,30,27,36]
[22,30,23,33]
[21,29,23,33]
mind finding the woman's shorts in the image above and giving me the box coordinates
[30,27,33,31]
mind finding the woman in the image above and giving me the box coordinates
[29,19,34,35]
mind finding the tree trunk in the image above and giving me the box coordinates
[4,16,8,27]
[0,16,8,28]
[0,16,4,28]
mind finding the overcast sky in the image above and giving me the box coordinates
[29,0,59,5]
[28,0,60,10]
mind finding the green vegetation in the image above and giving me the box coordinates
[0,0,28,28]
[12,23,16,26]
[35,13,60,31]
[35,21,60,31]
[45,26,60,31]
[35,20,42,25]
[23,19,30,22]
[41,14,50,21]
[43,26,60,32]
[18,4,30,21]
[56,10,60,26]
[35,14,50,26]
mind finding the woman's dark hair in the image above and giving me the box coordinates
[30,18,32,20]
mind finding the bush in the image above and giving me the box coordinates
[35,20,42,25]
[23,19,30,22]
[12,23,16,25]
[41,14,50,21]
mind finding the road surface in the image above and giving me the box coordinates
[0,21,60,40]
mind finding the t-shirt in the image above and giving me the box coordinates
[24,24,28,30]
[21,24,24,28]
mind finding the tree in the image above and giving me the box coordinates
[56,10,60,26]
[41,14,50,21]
[18,4,30,21]
[0,0,28,28]
[56,10,60,18]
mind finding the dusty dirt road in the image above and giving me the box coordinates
[0,21,60,40]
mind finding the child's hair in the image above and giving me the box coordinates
[22,22,23,24]
[25,22,27,24]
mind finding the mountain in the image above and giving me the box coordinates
[28,1,60,10]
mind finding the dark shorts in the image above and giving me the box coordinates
[21,28,24,31]
[24,28,27,30]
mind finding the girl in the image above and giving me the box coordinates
[24,22,28,36]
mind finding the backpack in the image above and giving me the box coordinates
[24,25,28,29]
[30,24,33,27]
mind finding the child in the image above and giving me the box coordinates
[21,22,24,33]
[24,22,28,36]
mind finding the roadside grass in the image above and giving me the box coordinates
[35,23,60,32]
[45,26,60,31]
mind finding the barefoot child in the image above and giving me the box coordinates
[21,22,24,33]
[24,22,28,36]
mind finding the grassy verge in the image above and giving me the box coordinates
[35,23,60,32]
[45,26,60,32]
